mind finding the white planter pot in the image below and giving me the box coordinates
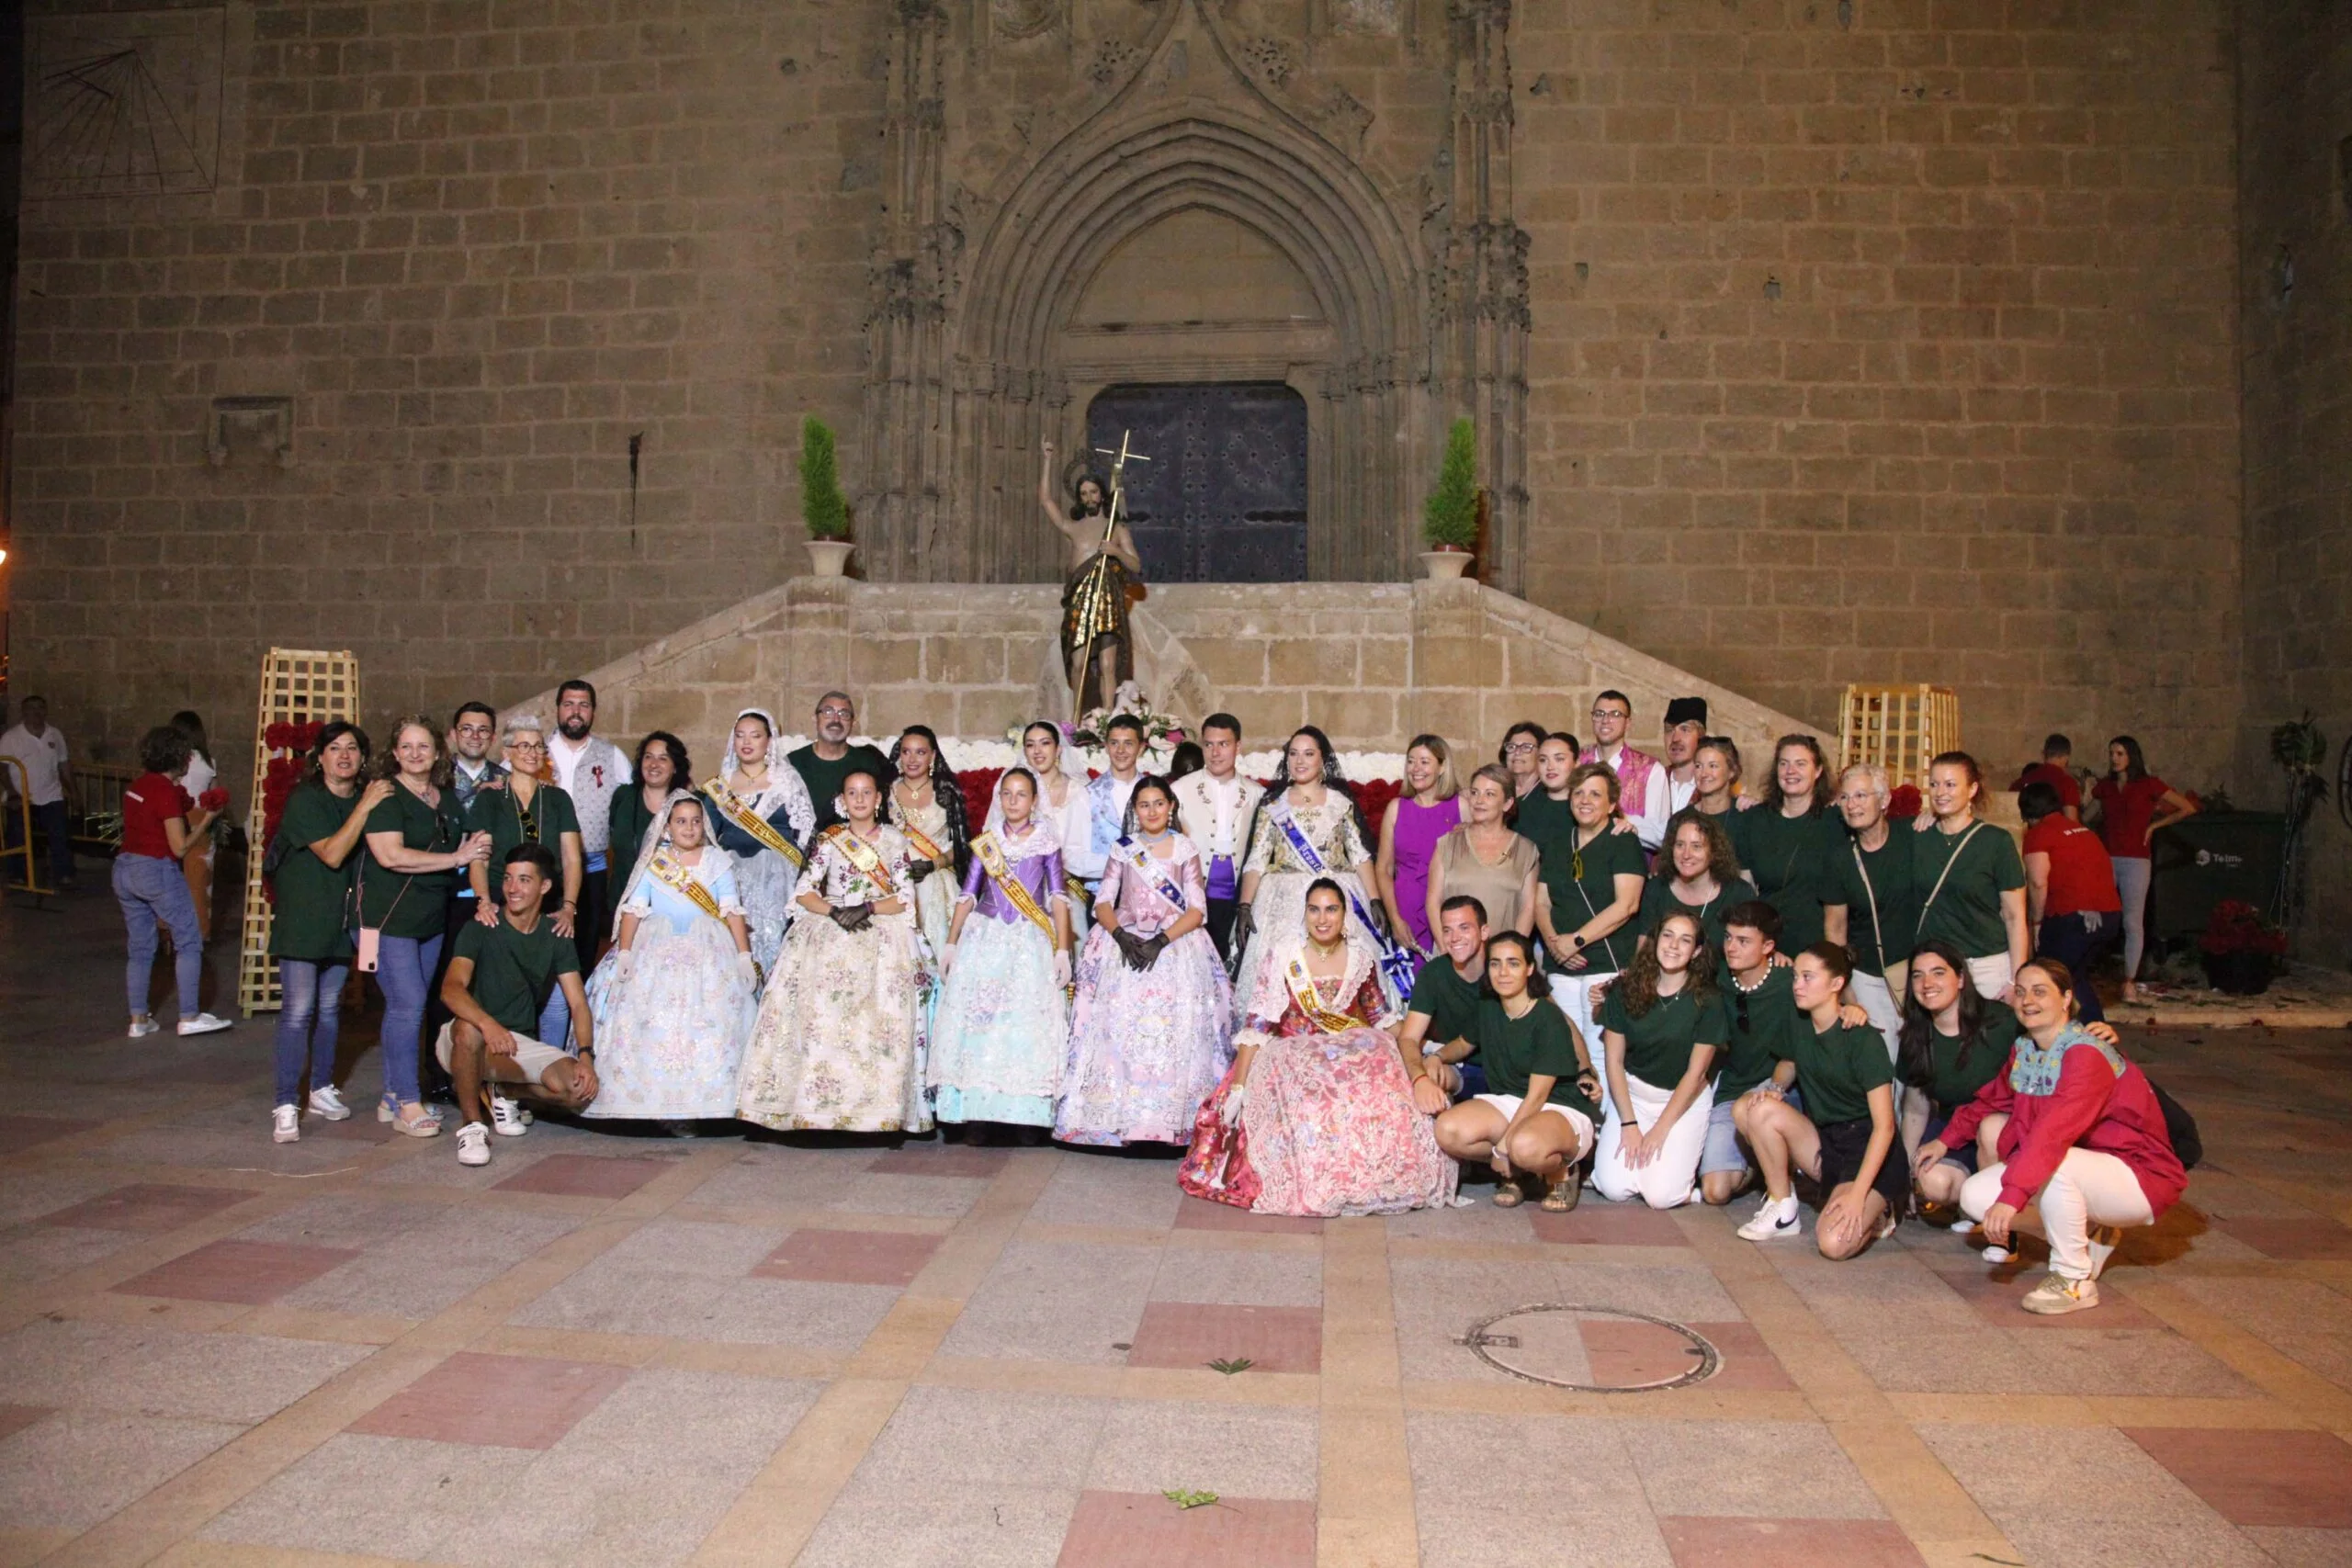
[805,539,854,577]
[1418,549,1473,580]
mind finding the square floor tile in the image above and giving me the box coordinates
[0,1116,100,1156]
[1530,1205,1690,1247]
[1172,1197,1321,1235]
[2215,1217,2352,1261]
[109,1238,360,1305]
[2124,1428,2352,1529]
[1657,1517,1923,1566]
[868,1146,1010,1179]
[1124,1302,1321,1374]
[40,1182,250,1233]
[752,1228,941,1288]
[494,1154,672,1199]
[347,1351,630,1450]
[0,1404,53,1441]
[1927,1261,2163,1329]
[1057,1489,1316,1567]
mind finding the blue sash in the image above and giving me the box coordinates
[1115,835,1189,915]
[1088,775,1124,863]
[1267,801,1416,1005]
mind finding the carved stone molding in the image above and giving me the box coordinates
[207,397,294,468]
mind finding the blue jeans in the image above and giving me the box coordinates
[114,852,201,1018]
[375,932,443,1107]
[2037,912,2119,1025]
[275,960,350,1105]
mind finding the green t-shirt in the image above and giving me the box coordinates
[1919,999,2018,1113]
[268,781,361,961]
[1826,826,1920,972]
[1408,954,1486,1055]
[607,786,657,905]
[1540,824,1647,974]
[1470,997,1600,1122]
[1911,821,2026,960]
[1716,964,1800,1100]
[467,781,582,875]
[1735,805,1847,952]
[1512,791,1577,865]
[451,913,581,1035]
[1637,876,1733,958]
[361,784,469,938]
[788,743,893,829]
[1785,1018,1896,1127]
[1598,983,1730,1089]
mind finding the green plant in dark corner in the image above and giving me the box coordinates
[800,416,849,539]
[2268,712,2326,931]
[1422,417,1478,550]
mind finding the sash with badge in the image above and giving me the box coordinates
[701,779,807,872]
[1266,800,1417,1005]
[823,823,898,897]
[644,850,725,921]
[971,831,1055,939]
[1283,953,1366,1035]
[1115,834,1190,921]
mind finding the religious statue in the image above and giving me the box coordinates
[1041,434,1146,717]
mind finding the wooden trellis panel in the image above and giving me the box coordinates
[1838,683,1960,793]
[237,649,361,1016]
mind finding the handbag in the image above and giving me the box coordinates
[2148,1077,2202,1170]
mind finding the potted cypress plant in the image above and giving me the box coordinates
[800,415,853,576]
[1419,417,1477,580]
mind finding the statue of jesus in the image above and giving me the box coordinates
[1041,436,1144,717]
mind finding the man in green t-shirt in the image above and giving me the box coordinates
[436,844,599,1168]
[786,691,894,832]
[1399,895,1493,1114]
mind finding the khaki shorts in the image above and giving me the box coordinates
[434,1021,570,1087]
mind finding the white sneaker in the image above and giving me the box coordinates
[128,1017,160,1039]
[2020,1273,2099,1315]
[307,1085,353,1122]
[489,1093,529,1137]
[1736,1192,1803,1242]
[175,1012,233,1036]
[455,1122,492,1168]
[272,1105,300,1144]
[1982,1244,2012,1264]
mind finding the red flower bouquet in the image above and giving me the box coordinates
[2198,900,2287,958]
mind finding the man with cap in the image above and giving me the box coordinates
[1663,697,1710,819]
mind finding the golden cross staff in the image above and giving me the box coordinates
[1091,429,1149,547]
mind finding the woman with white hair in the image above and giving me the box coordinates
[700,708,817,978]
[1826,761,1915,1066]
[464,714,586,1042]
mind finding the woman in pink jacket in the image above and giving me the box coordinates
[1920,956,2186,1316]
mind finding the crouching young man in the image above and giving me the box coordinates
[436,843,599,1168]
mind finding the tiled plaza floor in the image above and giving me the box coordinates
[6,881,2352,1566]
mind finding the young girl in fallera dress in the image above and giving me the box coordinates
[930,768,1071,1137]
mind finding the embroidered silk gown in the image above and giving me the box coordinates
[707,767,816,976]
[582,851,757,1120]
[736,825,933,1133]
[930,822,1069,1128]
[1232,791,1383,1025]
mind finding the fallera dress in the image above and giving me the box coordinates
[582,847,757,1121]
[1056,831,1233,1146]
[930,819,1069,1128]
[1231,791,1384,1025]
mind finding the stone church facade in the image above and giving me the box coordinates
[7,1,2346,957]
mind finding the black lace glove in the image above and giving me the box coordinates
[1230,904,1256,952]
[1136,932,1170,970]
[906,859,935,884]
[1113,927,1152,971]
[830,901,874,932]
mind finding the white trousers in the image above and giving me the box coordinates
[1592,1071,1713,1209]
[1961,1149,2154,1281]
[1548,970,1617,1067]
[1965,952,2014,999]
[1849,972,1903,1067]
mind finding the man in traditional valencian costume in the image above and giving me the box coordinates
[1040,438,1143,717]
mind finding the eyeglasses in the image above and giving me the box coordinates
[1504,741,1537,756]
[816,706,854,719]
[1590,708,1629,722]
[508,741,546,754]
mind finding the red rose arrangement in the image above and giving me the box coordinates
[257,721,327,902]
[197,787,230,813]
[2198,899,2288,957]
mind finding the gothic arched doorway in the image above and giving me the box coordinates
[1085,382,1308,583]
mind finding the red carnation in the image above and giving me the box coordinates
[198,787,230,813]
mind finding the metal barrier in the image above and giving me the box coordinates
[1,756,56,897]
[72,761,137,852]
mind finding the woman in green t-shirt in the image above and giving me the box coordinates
[267,722,391,1144]
[1432,931,1601,1211]
[1897,940,2020,1213]
[1732,944,1902,1258]
[361,717,492,1138]
[1592,911,1728,1209]
[1910,751,2030,999]
[1636,813,1740,961]
[1735,734,1848,952]
[1535,762,1645,1064]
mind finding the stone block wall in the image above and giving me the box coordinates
[2238,1,2352,967]
[503,577,1816,779]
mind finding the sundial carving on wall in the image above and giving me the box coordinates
[28,9,225,199]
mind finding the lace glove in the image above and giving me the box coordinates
[1113,928,1151,971]
[1230,905,1257,953]
[1220,1084,1248,1128]
[615,950,637,982]
[831,902,874,932]
[1136,932,1170,970]
[734,951,758,986]
[1053,949,1072,989]
[939,942,957,976]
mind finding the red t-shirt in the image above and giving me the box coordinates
[119,772,191,860]
[2092,774,2171,861]
[2009,761,2081,813]
[2024,816,2120,917]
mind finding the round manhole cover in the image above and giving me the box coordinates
[1459,1304,1721,1393]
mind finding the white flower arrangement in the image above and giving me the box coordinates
[770,733,1406,784]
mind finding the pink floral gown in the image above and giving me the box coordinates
[1182,943,1456,1217]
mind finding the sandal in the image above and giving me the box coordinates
[1491,1177,1525,1208]
[1542,1173,1580,1213]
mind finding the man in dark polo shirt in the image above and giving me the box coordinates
[786,691,892,832]
[1399,895,1495,1114]
[436,844,599,1168]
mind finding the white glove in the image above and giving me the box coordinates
[1220,1085,1247,1128]
[1054,949,1072,988]
[734,951,757,986]
[939,942,956,976]
[614,950,637,982]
